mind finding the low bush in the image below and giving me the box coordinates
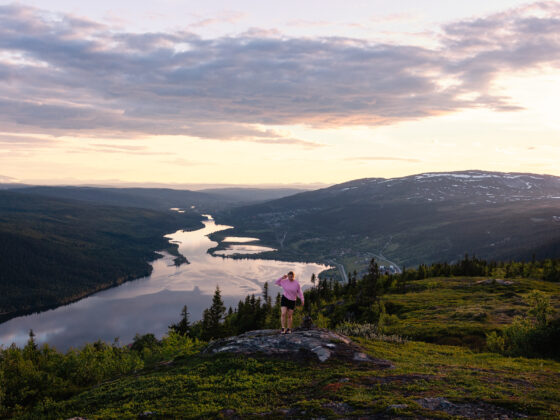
[486,291,559,359]
[0,331,203,418]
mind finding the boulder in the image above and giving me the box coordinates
[203,328,394,367]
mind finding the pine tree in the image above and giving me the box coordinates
[202,285,226,340]
[263,281,269,302]
[262,282,272,309]
[23,329,39,362]
[27,329,37,351]
[169,305,191,336]
[361,258,380,304]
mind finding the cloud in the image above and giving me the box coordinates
[183,123,324,148]
[162,158,211,166]
[345,156,421,163]
[188,11,246,29]
[0,133,59,148]
[0,2,558,144]
[67,143,174,155]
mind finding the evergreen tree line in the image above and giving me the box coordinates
[167,283,286,342]
[395,254,560,282]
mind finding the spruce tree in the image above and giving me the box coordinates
[169,305,191,336]
[360,258,380,304]
[27,329,37,351]
[262,282,273,309]
[202,285,226,340]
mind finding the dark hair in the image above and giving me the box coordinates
[288,271,294,276]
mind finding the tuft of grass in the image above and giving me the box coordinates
[336,322,408,344]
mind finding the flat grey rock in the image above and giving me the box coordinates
[203,328,394,366]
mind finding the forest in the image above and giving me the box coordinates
[0,191,203,322]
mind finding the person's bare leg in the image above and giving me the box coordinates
[281,306,287,331]
[287,309,294,330]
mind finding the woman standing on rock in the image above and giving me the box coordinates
[275,271,304,334]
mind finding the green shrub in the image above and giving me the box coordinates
[486,290,559,359]
[0,339,144,417]
[131,333,160,353]
[486,331,506,353]
[158,332,204,360]
[527,290,552,327]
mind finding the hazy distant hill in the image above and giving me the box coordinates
[9,186,230,211]
[10,186,303,211]
[215,171,560,269]
[0,183,29,190]
[198,187,305,203]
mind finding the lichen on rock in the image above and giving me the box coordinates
[202,328,394,367]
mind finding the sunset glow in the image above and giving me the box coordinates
[1,0,559,187]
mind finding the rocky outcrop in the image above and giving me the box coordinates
[203,328,394,367]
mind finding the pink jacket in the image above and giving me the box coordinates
[275,276,304,304]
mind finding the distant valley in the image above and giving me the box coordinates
[2,171,560,321]
[0,186,307,322]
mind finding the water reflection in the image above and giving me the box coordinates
[222,236,259,243]
[0,215,330,351]
[214,244,277,256]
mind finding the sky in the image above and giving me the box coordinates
[1,0,559,188]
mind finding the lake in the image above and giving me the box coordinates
[0,215,330,351]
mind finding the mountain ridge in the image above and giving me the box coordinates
[8,185,306,212]
[214,170,560,270]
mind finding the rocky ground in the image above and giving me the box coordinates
[203,327,394,367]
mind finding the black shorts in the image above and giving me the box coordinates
[281,295,296,310]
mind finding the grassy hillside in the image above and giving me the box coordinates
[337,276,560,348]
[0,191,204,321]
[6,328,560,419]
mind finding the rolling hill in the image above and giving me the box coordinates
[0,191,204,322]
[214,171,560,271]
[9,186,304,212]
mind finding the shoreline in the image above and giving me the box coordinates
[0,228,195,326]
